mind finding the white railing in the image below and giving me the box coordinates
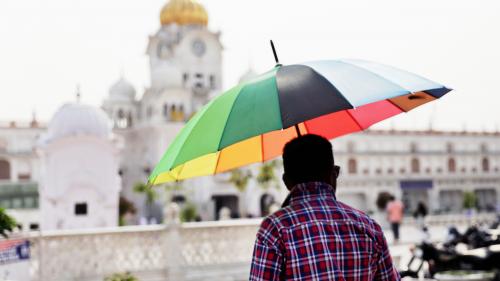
[8,212,498,281]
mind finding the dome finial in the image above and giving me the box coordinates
[160,0,208,26]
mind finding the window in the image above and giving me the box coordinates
[29,223,39,231]
[24,197,35,208]
[448,158,456,173]
[410,143,418,153]
[446,142,454,153]
[209,75,215,89]
[347,158,357,174]
[75,203,88,216]
[183,73,188,85]
[127,112,133,127]
[163,104,169,117]
[387,168,394,174]
[482,157,490,172]
[18,173,31,180]
[0,139,6,153]
[12,198,22,208]
[480,143,488,153]
[347,142,355,153]
[411,158,420,173]
[195,73,203,79]
[0,159,10,180]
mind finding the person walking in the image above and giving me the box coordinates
[250,134,399,280]
[413,201,428,230]
[386,195,404,244]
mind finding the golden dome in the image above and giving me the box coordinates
[160,0,208,26]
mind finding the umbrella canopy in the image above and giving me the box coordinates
[148,59,451,185]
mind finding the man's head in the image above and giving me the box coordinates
[282,134,339,190]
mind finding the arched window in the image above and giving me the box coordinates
[411,158,420,173]
[0,138,6,153]
[117,109,125,119]
[480,143,488,153]
[347,142,355,153]
[127,112,133,127]
[347,158,357,174]
[260,194,275,217]
[0,159,11,180]
[410,142,418,153]
[482,157,490,172]
[163,104,169,118]
[448,158,456,173]
[116,109,127,128]
[446,142,454,153]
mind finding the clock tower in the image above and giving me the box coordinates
[143,0,223,124]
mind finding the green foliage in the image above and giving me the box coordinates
[0,207,17,238]
[133,182,157,205]
[257,160,279,189]
[463,191,477,209]
[376,192,393,210]
[103,272,138,281]
[229,169,252,192]
[118,196,136,226]
[163,181,183,192]
[180,202,198,222]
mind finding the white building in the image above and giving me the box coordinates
[0,0,499,230]
[37,103,121,230]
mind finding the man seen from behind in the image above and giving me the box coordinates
[250,134,399,281]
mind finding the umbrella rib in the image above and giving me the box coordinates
[215,87,247,151]
[345,110,364,131]
[386,98,408,113]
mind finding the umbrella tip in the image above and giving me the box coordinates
[270,40,280,65]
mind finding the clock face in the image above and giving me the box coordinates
[192,39,206,57]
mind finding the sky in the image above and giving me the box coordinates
[0,0,499,131]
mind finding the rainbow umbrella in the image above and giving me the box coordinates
[148,46,451,185]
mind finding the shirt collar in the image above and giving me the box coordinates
[288,181,336,205]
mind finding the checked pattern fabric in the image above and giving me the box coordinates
[250,182,399,281]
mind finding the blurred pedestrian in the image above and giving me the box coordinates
[386,195,404,243]
[250,134,399,280]
[413,201,428,230]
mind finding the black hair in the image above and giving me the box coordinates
[282,134,334,184]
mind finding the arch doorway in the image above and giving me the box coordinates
[260,194,275,217]
[0,159,10,180]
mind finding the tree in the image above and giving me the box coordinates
[463,191,477,210]
[228,169,252,192]
[118,196,136,226]
[133,182,158,219]
[180,202,198,222]
[104,272,138,281]
[257,160,280,189]
[0,207,17,238]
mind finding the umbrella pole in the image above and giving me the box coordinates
[295,124,302,136]
[270,40,280,66]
